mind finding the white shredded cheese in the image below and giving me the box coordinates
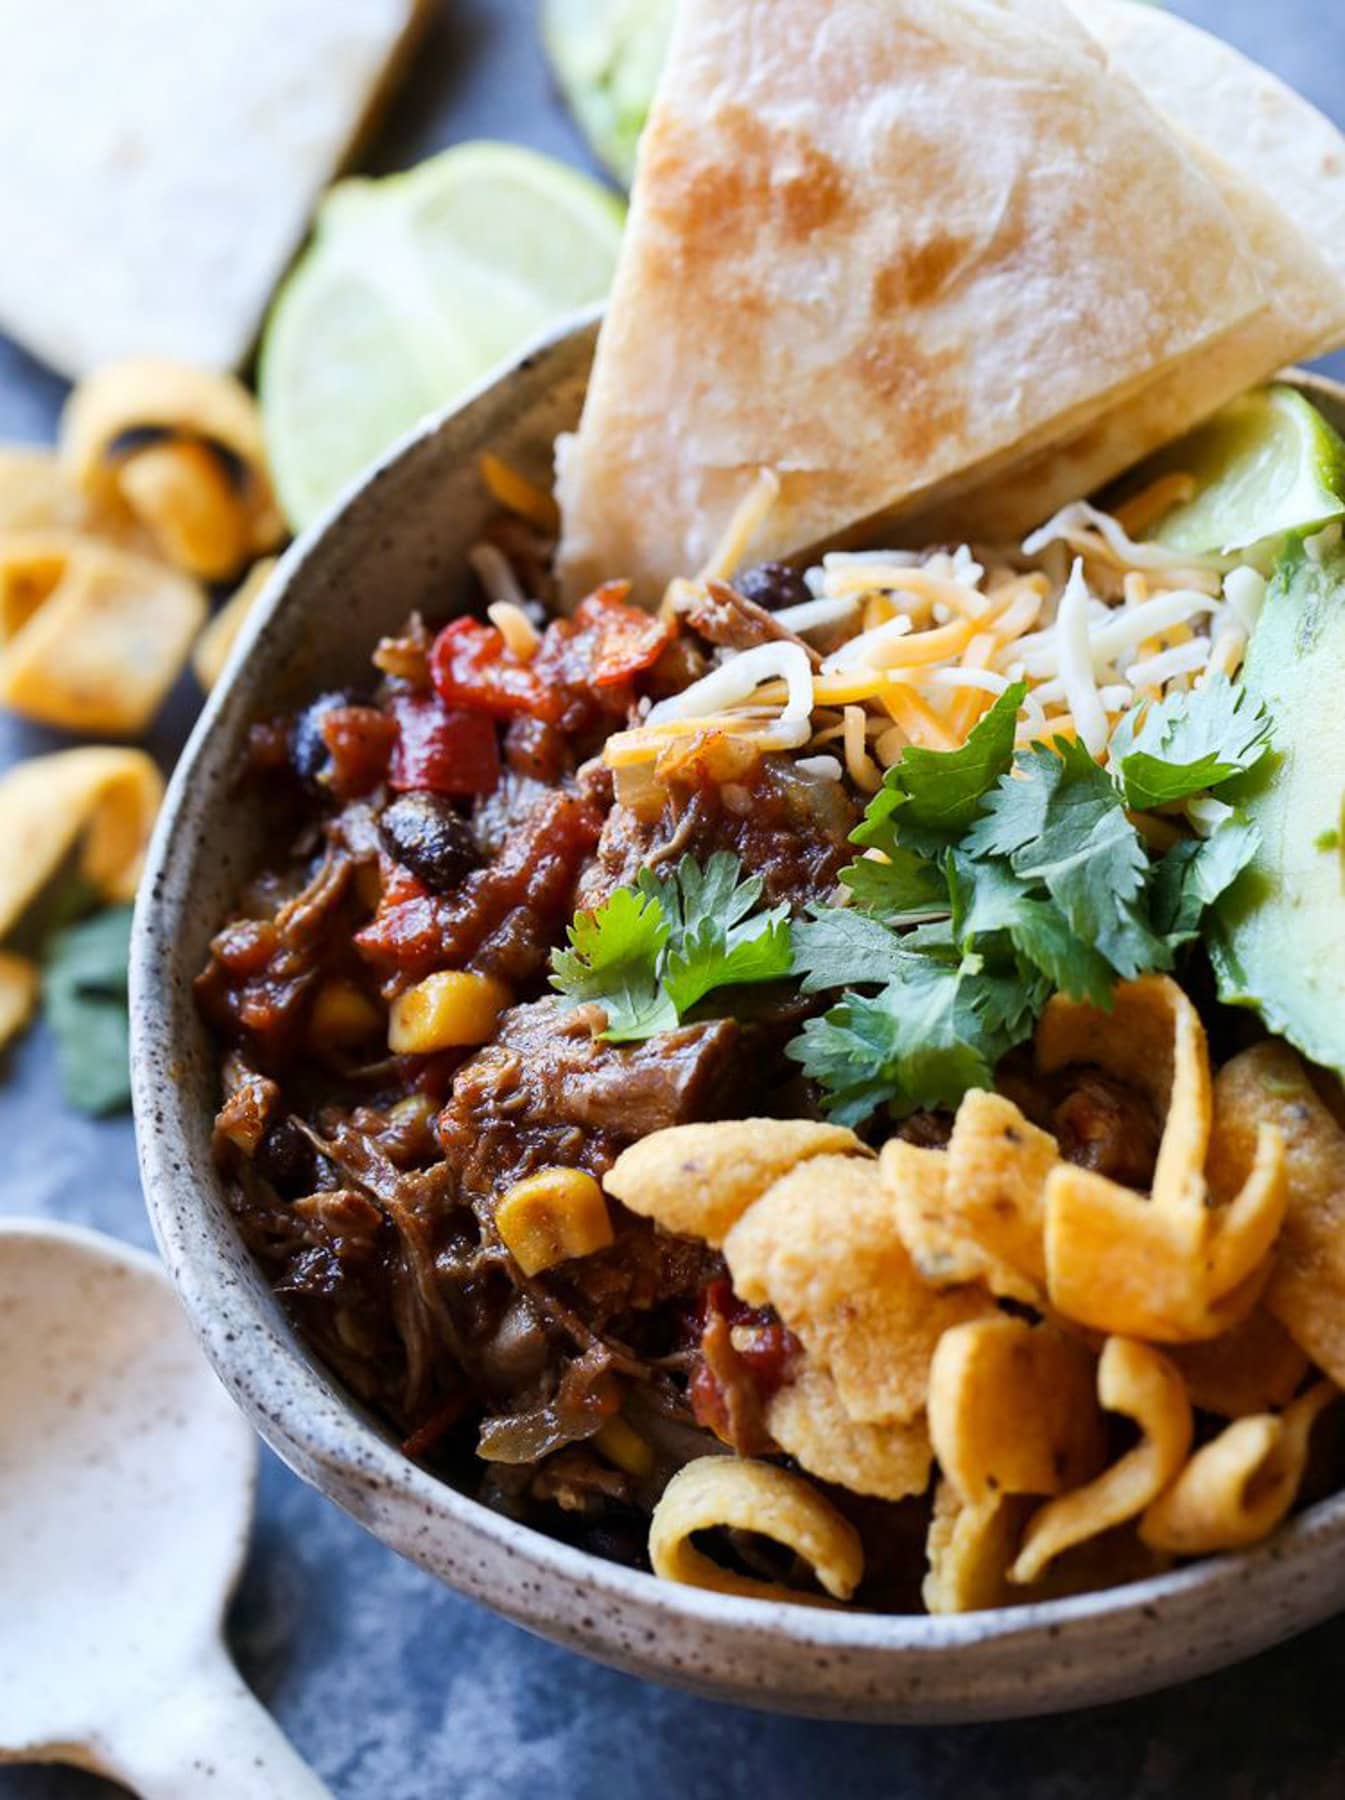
[469,542,530,613]
[645,641,814,728]
[1222,566,1267,633]
[1055,559,1109,756]
[1023,501,1224,574]
[1125,638,1211,689]
[821,613,914,673]
[486,599,543,661]
[772,594,862,634]
[795,754,844,782]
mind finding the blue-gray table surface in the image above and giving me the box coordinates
[3,3,1344,1794]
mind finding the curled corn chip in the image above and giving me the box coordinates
[1041,977,1287,1341]
[1168,1309,1310,1419]
[767,1362,932,1502]
[0,447,141,543]
[1210,1043,1345,1389]
[61,358,284,579]
[1038,976,1209,1212]
[604,1119,867,1247]
[193,557,277,693]
[725,1154,993,1425]
[0,950,39,1049]
[883,1094,1052,1303]
[649,1456,863,1603]
[0,532,205,734]
[1011,1338,1192,1586]
[1141,1383,1337,1556]
[929,1316,1104,1504]
[923,1480,1028,1615]
[0,747,163,936]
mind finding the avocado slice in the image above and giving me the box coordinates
[1210,536,1345,1073]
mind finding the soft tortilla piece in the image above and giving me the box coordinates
[557,0,1268,602]
[907,1,1345,542]
[0,0,432,375]
[724,1154,993,1425]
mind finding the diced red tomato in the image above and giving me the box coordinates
[429,616,562,722]
[572,582,673,687]
[319,704,397,799]
[388,692,500,796]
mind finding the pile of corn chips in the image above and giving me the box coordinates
[613,976,1345,1612]
[0,358,286,1056]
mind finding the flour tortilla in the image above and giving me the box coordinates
[912,1,1345,542]
[557,0,1269,601]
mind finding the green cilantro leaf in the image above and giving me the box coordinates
[969,739,1160,977]
[851,681,1026,856]
[42,906,134,1116]
[838,847,950,922]
[788,950,1035,1124]
[550,885,677,1041]
[1111,677,1273,811]
[1152,815,1260,944]
[790,907,923,994]
[643,853,792,1015]
[551,853,791,1042]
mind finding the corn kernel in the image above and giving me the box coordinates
[594,1415,654,1479]
[388,970,511,1054]
[308,978,383,1049]
[496,1168,614,1276]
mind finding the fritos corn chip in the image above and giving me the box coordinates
[725,1154,993,1425]
[649,1455,863,1603]
[0,950,39,1049]
[1168,1309,1309,1419]
[923,1480,1028,1615]
[767,1362,933,1502]
[1210,1043,1345,1388]
[929,1316,1104,1504]
[604,1119,868,1247]
[1011,1338,1192,1586]
[1141,1383,1337,1555]
[0,533,205,734]
[0,747,163,936]
[1041,977,1287,1341]
[884,1094,1053,1303]
[61,358,284,580]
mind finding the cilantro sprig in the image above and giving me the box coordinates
[550,852,791,1041]
[787,678,1273,1125]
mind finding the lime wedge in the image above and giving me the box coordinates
[259,143,625,529]
[1141,384,1345,558]
[542,0,674,186]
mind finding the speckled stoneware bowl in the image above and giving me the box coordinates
[130,317,1345,1721]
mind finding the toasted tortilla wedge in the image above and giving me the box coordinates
[907,1,1345,541]
[557,0,1269,601]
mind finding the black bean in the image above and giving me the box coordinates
[288,690,357,791]
[734,561,812,612]
[379,791,481,893]
[256,1116,315,1197]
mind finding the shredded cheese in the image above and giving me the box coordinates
[772,594,862,635]
[487,599,542,661]
[1126,638,1211,690]
[647,641,814,729]
[1055,559,1109,757]
[699,469,781,584]
[469,542,530,613]
[843,707,883,794]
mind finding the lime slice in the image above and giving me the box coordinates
[260,143,625,529]
[542,0,675,186]
[1142,384,1345,557]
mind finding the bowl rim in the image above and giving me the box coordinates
[129,315,1345,1699]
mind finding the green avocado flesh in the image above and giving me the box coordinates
[1211,537,1345,1072]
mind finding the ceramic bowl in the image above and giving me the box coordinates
[130,316,1345,1721]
